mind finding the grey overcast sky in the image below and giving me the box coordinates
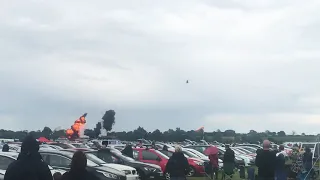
[1,0,320,134]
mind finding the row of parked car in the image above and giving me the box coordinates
[0,141,280,180]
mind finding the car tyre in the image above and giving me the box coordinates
[187,166,196,177]
[165,172,170,180]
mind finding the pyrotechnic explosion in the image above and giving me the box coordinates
[66,113,87,139]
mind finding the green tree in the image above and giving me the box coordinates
[42,127,52,139]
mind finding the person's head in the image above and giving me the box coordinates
[279,145,284,151]
[175,145,182,153]
[2,144,9,152]
[53,172,62,180]
[225,144,230,150]
[262,140,271,150]
[305,147,311,153]
[21,134,40,155]
[71,151,87,171]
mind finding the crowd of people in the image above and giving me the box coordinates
[1,136,317,180]
[255,140,314,180]
[2,135,99,180]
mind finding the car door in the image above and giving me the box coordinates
[46,154,72,171]
[0,156,15,171]
[141,150,161,167]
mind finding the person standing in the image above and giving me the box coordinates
[255,140,277,180]
[303,147,313,178]
[223,145,235,176]
[4,134,53,180]
[2,144,9,152]
[165,146,189,180]
[275,145,287,180]
[209,153,219,180]
[61,151,99,180]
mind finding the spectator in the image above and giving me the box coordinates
[53,172,62,180]
[223,145,235,176]
[209,153,219,180]
[61,151,99,180]
[4,134,53,180]
[165,146,189,180]
[255,140,277,180]
[275,145,287,180]
[2,144,9,152]
[303,147,313,177]
[122,144,134,158]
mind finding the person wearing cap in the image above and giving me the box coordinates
[4,134,53,180]
[165,146,189,180]
[255,140,277,180]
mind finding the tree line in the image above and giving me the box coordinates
[0,126,317,144]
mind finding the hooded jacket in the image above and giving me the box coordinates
[165,152,189,178]
[4,135,53,180]
[61,151,99,180]
[2,144,9,152]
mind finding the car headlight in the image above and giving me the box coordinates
[195,161,204,166]
[97,171,118,179]
[144,167,157,172]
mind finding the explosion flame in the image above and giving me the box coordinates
[66,113,87,139]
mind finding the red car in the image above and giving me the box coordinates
[132,148,169,173]
[159,150,205,177]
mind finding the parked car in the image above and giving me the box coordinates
[47,142,76,149]
[39,150,126,180]
[184,145,245,168]
[70,143,91,149]
[85,148,165,180]
[159,149,205,177]
[132,148,169,177]
[0,152,66,177]
[62,149,139,180]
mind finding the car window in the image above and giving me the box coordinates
[49,154,71,167]
[142,151,158,160]
[0,156,14,170]
[160,150,173,157]
[133,150,139,160]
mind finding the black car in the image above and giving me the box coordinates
[39,150,126,180]
[89,148,165,180]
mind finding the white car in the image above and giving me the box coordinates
[85,152,139,180]
[0,152,66,177]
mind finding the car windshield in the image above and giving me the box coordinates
[155,150,169,159]
[86,153,106,165]
[302,144,315,149]
[183,150,198,158]
[72,144,87,148]
[113,151,135,162]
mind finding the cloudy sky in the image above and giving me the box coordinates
[2,0,320,134]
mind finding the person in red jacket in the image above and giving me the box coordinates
[209,153,219,180]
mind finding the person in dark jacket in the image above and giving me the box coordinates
[4,134,53,180]
[163,145,168,151]
[122,144,134,158]
[223,145,235,176]
[61,151,99,180]
[275,145,287,180]
[255,140,276,180]
[165,146,189,180]
[2,144,9,152]
[303,147,313,177]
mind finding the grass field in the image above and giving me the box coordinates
[187,168,250,180]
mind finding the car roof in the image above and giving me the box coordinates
[39,150,74,157]
[0,152,19,158]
